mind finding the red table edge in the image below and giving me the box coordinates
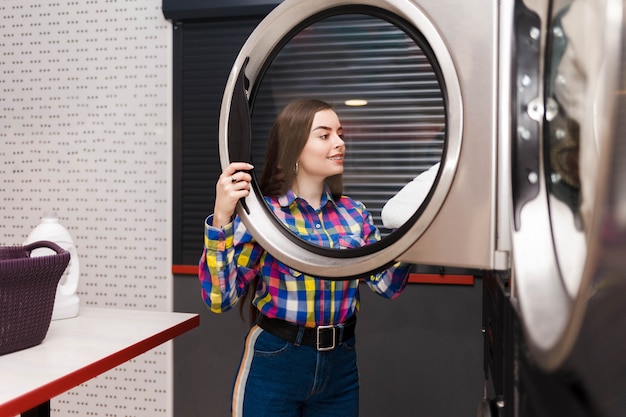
[0,313,200,417]
[173,264,474,285]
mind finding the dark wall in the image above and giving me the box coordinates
[174,275,484,417]
[162,0,278,20]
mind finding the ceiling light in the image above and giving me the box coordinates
[344,99,368,107]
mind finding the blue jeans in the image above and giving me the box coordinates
[231,326,359,417]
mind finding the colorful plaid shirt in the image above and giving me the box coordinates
[199,187,410,327]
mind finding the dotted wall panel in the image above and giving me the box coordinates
[0,1,174,416]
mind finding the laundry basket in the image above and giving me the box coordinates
[0,241,70,355]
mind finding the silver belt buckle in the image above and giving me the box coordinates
[316,325,336,351]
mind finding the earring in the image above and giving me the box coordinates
[295,161,299,175]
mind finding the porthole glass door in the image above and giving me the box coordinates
[219,0,462,278]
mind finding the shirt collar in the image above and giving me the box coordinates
[276,184,338,209]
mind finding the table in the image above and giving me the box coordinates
[0,307,200,417]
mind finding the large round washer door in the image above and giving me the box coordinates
[511,0,626,374]
[219,0,462,278]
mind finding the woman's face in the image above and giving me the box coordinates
[297,108,345,181]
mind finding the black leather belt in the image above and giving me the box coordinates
[257,314,356,351]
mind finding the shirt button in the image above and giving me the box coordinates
[315,223,321,229]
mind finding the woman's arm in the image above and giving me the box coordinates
[363,261,411,300]
[199,215,262,313]
[198,162,259,313]
[357,201,412,299]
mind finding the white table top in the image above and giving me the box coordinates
[0,307,199,417]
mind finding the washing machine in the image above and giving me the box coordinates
[217,0,626,414]
[481,0,626,416]
[218,0,506,278]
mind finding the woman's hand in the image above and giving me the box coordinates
[212,162,254,228]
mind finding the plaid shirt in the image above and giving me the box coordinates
[199,187,410,327]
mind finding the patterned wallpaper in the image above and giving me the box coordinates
[0,1,174,415]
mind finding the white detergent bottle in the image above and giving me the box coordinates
[25,211,80,320]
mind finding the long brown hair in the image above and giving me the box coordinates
[240,98,345,325]
[258,98,343,199]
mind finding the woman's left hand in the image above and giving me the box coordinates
[212,162,254,227]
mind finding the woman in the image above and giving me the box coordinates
[199,98,410,417]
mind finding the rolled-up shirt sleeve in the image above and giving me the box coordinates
[198,215,262,313]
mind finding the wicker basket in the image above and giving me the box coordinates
[0,240,71,356]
